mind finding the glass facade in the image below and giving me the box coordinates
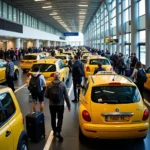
[84,0,147,65]
[0,0,63,37]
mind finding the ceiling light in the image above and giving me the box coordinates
[78,4,88,7]
[79,12,86,15]
[50,13,57,15]
[35,0,46,1]
[42,6,52,9]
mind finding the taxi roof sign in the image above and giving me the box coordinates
[95,71,117,75]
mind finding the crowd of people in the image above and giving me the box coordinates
[2,45,147,142]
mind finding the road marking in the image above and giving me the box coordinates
[14,84,27,93]
[15,86,27,89]
[144,99,150,107]
[43,83,73,150]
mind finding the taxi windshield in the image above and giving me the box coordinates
[90,59,110,65]
[92,86,140,104]
[31,64,56,72]
[81,59,87,64]
[23,55,37,60]
[55,56,66,60]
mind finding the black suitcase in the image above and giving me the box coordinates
[26,101,45,142]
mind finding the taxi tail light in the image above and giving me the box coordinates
[110,66,113,71]
[26,72,32,77]
[33,61,37,63]
[50,73,55,77]
[86,66,90,72]
[143,109,149,121]
[66,60,68,63]
[21,61,24,63]
[82,110,91,122]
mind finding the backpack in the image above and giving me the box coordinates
[136,69,147,83]
[29,74,42,94]
[76,64,84,77]
[51,81,62,104]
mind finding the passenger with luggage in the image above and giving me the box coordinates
[131,61,147,99]
[72,55,85,103]
[117,53,126,75]
[94,62,106,75]
[45,72,71,141]
[28,66,46,113]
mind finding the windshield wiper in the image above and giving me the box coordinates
[98,100,118,104]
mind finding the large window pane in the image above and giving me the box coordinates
[0,0,2,17]
[139,0,145,16]
[20,11,23,24]
[140,46,146,65]
[3,2,7,19]
[139,30,145,42]
[8,5,12,20]
[13,8,17,21]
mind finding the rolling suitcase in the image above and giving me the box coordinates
[26,101,45,142]
[125,68,132,77]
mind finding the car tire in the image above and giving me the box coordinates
[18,139,28,150]
[14,70,19,80]
[79,126,86,142]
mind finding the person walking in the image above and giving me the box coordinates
[117,53,126,75]
[28,66,46,113]
[131,61,147,99]
[45,72,71,141]
[6,56,15,92]
[72,55,85,103]
[94,62,106,74]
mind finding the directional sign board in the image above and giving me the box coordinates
[105,38,119,43]
[64,32,79,36]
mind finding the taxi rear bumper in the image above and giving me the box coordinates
[81,122,149,139]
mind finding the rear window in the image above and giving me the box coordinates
[31,64,56,72]
[92,86,140,104]
[81,59,87,64]
[90,59,110,65]
[83,56,88,59]
[55,56,66,60]
[24,55,37,60]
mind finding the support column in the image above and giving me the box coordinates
[20,39,23,48]
[15,38,20,49]
[116,0,120,53]
[34,39,39,48]
[46,40,50,47]
[145,0,150,68]
[121,0,125,54]
[54,41,56,47]
[131,0,138,56]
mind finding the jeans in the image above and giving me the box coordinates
[73,79,82,101]
[6,76,15,92]
[49,105,64,133]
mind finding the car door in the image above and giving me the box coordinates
[145,67,150,90]
[0,60,6,82]
[0,101,13,150]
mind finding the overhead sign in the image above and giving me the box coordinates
[64,32,79,36]
[105,38,119,43]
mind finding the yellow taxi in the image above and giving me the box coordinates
[144,67,150,90]
[85,56,113,78]
[20,53,44,72]
[62,51,74,59]
[26,58,69,85]
[81,53,92,60]
[0,86,28,150]
[0,59,19,83]
[78,71,149,141]
[55,54,70,65]
[57,48,65,54]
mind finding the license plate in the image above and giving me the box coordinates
[25,62,32,64]
[105,116,130,122]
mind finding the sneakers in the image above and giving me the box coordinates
[72,99,78,103]
[56,133,63,141]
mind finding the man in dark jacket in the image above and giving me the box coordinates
[72,55,85,103]
[94,62,106,75]
[45,72,71,141]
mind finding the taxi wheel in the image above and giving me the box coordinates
[14,70,19,80]
[79,126,87,142]
[18,140,28,150]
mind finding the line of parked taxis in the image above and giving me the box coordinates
[0,48,150,150]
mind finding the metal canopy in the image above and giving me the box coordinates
[7,0,103,33]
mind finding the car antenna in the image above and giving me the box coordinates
[112,74,116,81]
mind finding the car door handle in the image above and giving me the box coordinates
[6,131,11,137]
